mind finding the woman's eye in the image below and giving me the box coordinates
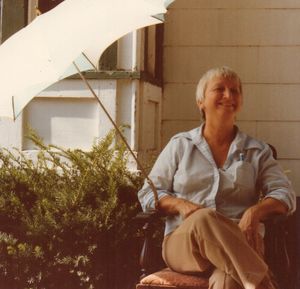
[214,87,224,92]
[230,88,240,95]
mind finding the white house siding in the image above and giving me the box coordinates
[21,79,117,151]
[162,0,300,195]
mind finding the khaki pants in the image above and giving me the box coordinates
[162,208,268,289]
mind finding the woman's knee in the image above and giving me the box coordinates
[184,208,235,236]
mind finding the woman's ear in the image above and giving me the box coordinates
[197,100,204,110]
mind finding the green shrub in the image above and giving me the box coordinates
[0,130,144,289]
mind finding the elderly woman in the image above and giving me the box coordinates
[138,67,296,289]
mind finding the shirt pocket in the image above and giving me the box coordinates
[233,161,256,191]
[173,166,213,194]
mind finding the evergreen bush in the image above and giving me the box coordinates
[0,130,143,289]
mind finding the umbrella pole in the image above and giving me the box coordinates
[73,62,159,210]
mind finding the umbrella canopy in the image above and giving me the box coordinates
[0,0,174,119]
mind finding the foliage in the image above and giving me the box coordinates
[0,130,143,289]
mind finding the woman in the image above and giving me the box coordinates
[138,67,296,289]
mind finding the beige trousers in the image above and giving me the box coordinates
[162,208,268,289]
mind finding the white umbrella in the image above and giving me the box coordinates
[0,0,174,207]
[0,0,174,120]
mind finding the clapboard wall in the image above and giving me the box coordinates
[162,0,300,195]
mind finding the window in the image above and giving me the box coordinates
[142,24,164,86]
[0,0,28,43]
[32,0,117,71]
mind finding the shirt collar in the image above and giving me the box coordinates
[186,123,263,152]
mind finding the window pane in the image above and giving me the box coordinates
[99,41,118,70]
[38,0,63,13]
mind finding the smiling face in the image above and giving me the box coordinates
[197,75,243,122]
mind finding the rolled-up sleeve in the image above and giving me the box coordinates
[258,145,296,214]
[138,138,182,212]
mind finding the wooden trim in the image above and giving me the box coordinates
[155,24,164,86]
[140,71,163,87]
[68,70,162,86]
[144,27,149,75]
[68,70,141,80]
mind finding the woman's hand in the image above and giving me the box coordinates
[177,199,203,219]
[238,205,261,252]
[158,196,203,219]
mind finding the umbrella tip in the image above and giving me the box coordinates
[152,14,165,21]
[12,96,16,121]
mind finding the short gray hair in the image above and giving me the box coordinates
[196,66,242,102]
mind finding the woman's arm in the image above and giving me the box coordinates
[244,197,288,222]
[239,197,287,251]
[159,195,203,219]
[258,145,296,214]
[239,143,295,251]
[138,137,184,212]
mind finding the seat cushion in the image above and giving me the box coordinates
[137,268,209,289]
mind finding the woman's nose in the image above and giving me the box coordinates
[223,88,233,99]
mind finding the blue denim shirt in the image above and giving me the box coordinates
[138,125,296,236]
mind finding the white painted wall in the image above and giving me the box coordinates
[21,79,117,151]
[162,0,300,195]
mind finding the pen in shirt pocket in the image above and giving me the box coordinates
[239,152,245,161]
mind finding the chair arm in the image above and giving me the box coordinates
[135,211,164,279]
[263,214,296,289]
[264,214,288,265]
